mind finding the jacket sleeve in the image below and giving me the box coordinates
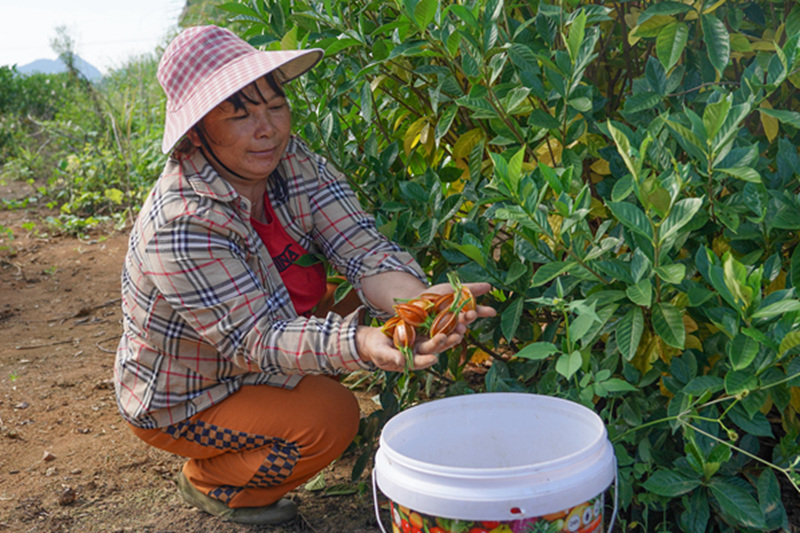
[139,212,374,376]
[292,145,428,318]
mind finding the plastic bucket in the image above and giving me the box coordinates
[372,393,617,533]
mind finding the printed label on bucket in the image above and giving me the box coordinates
[389,495,604,533]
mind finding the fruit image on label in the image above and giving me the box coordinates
[387,495,604,533]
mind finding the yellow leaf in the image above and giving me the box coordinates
[702,0,727,14]
[105,188,124,205]
[419,122,431,148]
[683,313,699,334]
[469,349,492,365]
[759,102,779,143]
[632,330,658,374]
[790,387,800,412]
[280,26,298,50]
[730,33,753,53]
[393,110,411,132]
[590,158,611,175]
[752,40,776,52]
[766,270,786,295]
[685,334,703,351]
[712,236,730,258]
[452,128,485,160]
[659,377,674,398]
[630,15,676,41]
[370,74,387,92]
[685,0,702,21]
[589,197,607,217]
[759,396,773,415]
[534,138,563,166]
[404,117,427,156]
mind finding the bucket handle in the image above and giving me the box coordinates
[372,468,390,533]
[372,465,619,533]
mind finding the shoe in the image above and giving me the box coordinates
[177,471,298,525]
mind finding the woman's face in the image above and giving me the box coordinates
[189,77,291,181]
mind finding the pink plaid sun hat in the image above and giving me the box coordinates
[157,25,323,154]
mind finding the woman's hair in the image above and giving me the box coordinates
[172,72,286,157]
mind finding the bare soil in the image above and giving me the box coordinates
[0,179,385,532]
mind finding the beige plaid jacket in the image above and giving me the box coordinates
[115,137,425,428]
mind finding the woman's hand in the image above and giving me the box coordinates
[355,281,497,373]
[355,326,440,372]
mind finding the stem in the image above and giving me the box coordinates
[685,422,800,494]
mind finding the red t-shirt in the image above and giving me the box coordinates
[251,194,327,316]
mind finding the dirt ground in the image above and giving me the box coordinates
[0,180,386,532]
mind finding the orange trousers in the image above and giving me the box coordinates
[129,375,359,508]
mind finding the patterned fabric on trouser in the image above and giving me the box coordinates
[128,375,359,508]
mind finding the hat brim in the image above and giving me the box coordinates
[161,48,324,154]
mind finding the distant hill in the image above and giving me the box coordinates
[17,55,102,81]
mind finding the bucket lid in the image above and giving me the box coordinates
[374,393,616,521]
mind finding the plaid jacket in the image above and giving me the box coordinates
[115,137,425,428]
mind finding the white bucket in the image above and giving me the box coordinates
[373,393,617,533]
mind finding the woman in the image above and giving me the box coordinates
[114,25,495,525]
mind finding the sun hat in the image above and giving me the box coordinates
[157,25,324,154]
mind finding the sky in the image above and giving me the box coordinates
[0,0,185,75]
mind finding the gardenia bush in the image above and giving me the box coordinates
[223,0,800,530]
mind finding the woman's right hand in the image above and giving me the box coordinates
[355,326,440,373]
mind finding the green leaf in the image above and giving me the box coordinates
[656,263,686,284]
[532,261,573,287]
[607,201,654,242]
[626,279,653,307]
[709,479,768,530]
[751,299,800,319]
[701,14,730,75]
[779,330,800,356]
[715,166,762,183]
[760,108,800,128]
[616,308,644,361]
[603,378,638,393]
[501,297,524,341]
[505,261,528,285]
[567,10,587,62]
[326,37,363,56]
[703,96,732,142]
[623,92,662,114]
[435,105,458,142]
[639,1,694,24]
[724,369,758,395]
[304,471,326,491]
[218,2,261,18]
[727,332,760,371]
[651,302,685,348]
[414,0,436,29]
[758,469,787,529]
[643,470,701,497]
[516,342,558,360]
[528,109,561,129]
[607,121,638,181]
[446,242,486,268]
[660,198,703,243]
[507,43,539,72]
[791,244,800,291]
[556,350,582,379]
[656,22,689,72]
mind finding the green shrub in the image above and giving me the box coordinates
[0,55,167,231]
[225,0,800,530]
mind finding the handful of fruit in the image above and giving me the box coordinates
[380,274,476,372]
